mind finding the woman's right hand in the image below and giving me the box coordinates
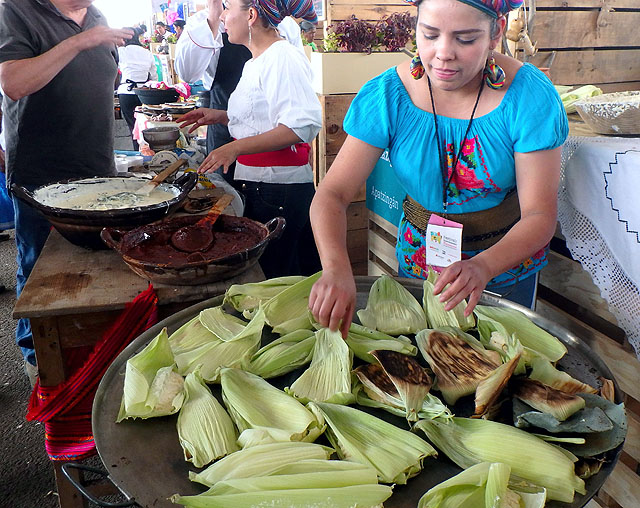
[309,269,356,339]
[178,108,226,133]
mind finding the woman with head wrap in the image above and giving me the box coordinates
[308,0,568,337]
[179,0,321,278]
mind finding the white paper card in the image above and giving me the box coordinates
[426,223,463,268]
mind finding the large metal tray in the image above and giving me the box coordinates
[92,276,624,507]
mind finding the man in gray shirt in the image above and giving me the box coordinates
[0,0,132,383]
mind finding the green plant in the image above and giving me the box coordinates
[324,13,415,53]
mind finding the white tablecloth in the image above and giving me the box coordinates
[558,136,640,357]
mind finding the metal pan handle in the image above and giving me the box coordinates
[61,463,137,507]
[264,216,286,242]
[100,228,126,251]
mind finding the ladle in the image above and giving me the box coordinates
[170,193,234,252]
[136,158,187,196]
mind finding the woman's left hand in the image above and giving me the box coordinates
[432,257,493,316]
[197,142,239,174]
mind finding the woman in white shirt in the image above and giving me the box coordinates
[117,28,157,150]
[179,0,321,278]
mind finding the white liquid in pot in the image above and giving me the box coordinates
[34,178,180,211]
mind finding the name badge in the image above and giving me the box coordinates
[426,214,463,271]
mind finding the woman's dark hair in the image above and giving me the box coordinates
[414,0,500,39]
[156,21,166,27]
[124,26,143,46]
[300,20,315,32]
[173,19,186,29]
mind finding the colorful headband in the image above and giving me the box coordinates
[253,0,317,27]
[404,0,523,18]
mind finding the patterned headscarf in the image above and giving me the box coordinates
[405,0,523,18]
[253,0,317,27]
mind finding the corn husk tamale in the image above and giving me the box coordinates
[261,272,322,334]
[356,275,428,335]
[173,484,392,508]
[415,417,585,503]
[247,329,315,379]
[174,459,393,507]
[369,349,432,422]
[308,401,437,484]
[173,308,266,382]
[223,276,306,317]
[416,327,500,405]
[422,268,475,331]
[220,368,325,445]
[189,442,334,487]
[286,328,353,404]
[353,364,451,421]
[529,357,597,394]
[513,378,586,422]
[117,328,184,422]
[473,353,521,418]
[177,368,239,467]
[418,461,547,508]
[474,305,567,362]
[346,323,417,363]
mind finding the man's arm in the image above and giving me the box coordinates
[0,26,132,101]
[174,0,224,85]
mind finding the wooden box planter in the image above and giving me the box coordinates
[310,51,409,95]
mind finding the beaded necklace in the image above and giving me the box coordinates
[427,76,484,210]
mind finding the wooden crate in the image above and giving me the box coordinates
[520,0,640,91]
[367,209,640,508]
[315,93,368,275]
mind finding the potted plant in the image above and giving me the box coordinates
[311,13,415,95]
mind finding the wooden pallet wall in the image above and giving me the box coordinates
[326,0,411,25]
[513,0,640,91]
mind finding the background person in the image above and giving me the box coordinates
[0,0,132,382]
[154,20,168,41]
[178,0,321,279]
[173,19,186,39]
[300,19,317,50]
[308,0,568,337]
[117,26,158,150]
[174,0,303,184]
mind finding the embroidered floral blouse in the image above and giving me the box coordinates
[343,63,568,285]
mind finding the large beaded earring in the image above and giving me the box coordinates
[248,24,252,46]
[484,52,506,89]
[410,51,425,80]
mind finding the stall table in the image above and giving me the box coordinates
[13,229,264,508]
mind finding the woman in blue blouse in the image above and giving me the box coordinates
[309,0,568,336]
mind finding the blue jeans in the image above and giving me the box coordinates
[397,267,539,310]
[12,192,51,366]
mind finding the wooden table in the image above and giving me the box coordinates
[13,229,264,507]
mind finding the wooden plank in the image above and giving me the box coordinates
[368,228,398,272]
[347,228,369,264]
[529,49,640,86]
[624,412,640,464]
[321,94,355,156]
[352,261,369,276]
[31,316,67,387]
[584,499,605,508]
[532,11,640,49]
[600,460,640,508]
[54,462,88,508]
[539,251,619,326]
[57,311,122,349]
[536,0,640,7]
[535,299,640,403]
[330,5,412,22]
[347,200,369,230]
[369,210,399,237]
